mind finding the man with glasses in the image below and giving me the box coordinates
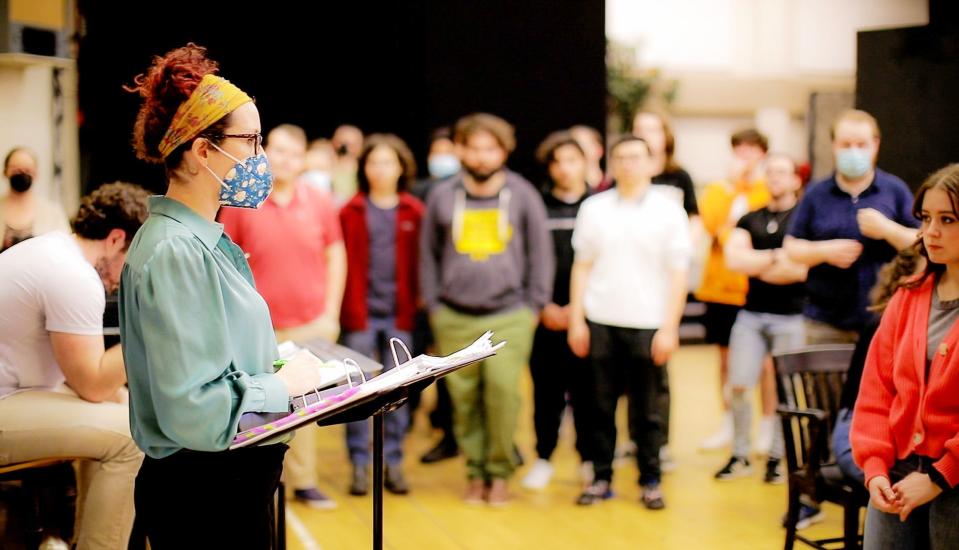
[220,124,346,510]
[568,135,691,510]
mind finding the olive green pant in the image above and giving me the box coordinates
[431,305,535,480]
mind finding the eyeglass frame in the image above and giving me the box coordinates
[199,132,264,155]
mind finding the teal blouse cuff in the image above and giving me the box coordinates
[249,373,291,413]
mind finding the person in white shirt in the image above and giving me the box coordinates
[0,182,149,550]
[568,135,691,510]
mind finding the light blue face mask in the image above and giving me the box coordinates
[205,142,274,208]
[428,153,461,179]
[836,147,873,179]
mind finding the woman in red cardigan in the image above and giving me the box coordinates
[852,163,959,549]
[339,134,425,496]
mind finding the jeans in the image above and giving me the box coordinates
[727,310,804,459]
[864,481,959,550]
[833,408,865,485]
[342,316,410,467]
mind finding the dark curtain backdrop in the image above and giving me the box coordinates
[77,1,606,195]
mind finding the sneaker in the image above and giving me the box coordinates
[39,537,70,550]
[487,478,510,507]
[714,456,752,480]
[576,480,613,505]
[754,415,776,456]
[700,412,733,450]
[294,487,337,509]
[464,478,486,505]
[782,504,826,530]
[764,458,785,484]
[659,446,676,473]
[349,466,369,496]
[640,483,666,510]
[420,436,459,464]
[521,459,554,490]
[579,460,595,485]
[384,465,409,495]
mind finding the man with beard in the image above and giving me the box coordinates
[420,113,553,505]
[0,182,149,548]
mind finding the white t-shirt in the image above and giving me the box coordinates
[572,186,692,329]
[0,232,104,398]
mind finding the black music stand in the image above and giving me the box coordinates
[306,339,494,550]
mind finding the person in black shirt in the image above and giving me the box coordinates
[713,154,808,484]
[632,110,699,217]
[520,131,593,490]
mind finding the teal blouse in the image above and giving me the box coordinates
[120,196,290,459]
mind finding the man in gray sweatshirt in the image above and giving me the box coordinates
[420,113,553,505]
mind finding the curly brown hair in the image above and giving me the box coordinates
[71,182,150,248]
[124,43,229,170]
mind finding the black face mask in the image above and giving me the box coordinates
[9,173,32,193]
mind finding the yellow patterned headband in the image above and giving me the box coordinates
[157,74,252,159]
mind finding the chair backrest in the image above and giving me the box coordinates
[773,344,856,476]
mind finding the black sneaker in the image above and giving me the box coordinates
[640,483,666,510]
[764,458,785,484]
[385,465,409,495]
[714,456,752,480]
[349,465,369,496]
[575,480,613,505]
[420,436,459,464]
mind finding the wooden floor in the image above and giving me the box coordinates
[288,345,848,550]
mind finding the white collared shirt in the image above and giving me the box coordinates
[572,186,691,329]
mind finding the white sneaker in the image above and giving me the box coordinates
[700,412,733,450]
[39,537,70,550]
[754,415,776,456]
[579,460,594,485]
[521,459,555,490]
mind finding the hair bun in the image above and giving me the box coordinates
[126,43,219,164]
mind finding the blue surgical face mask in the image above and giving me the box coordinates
[205,142,273,208]
[836,147,873,179]
[428,153,461,179]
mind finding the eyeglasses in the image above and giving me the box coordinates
[201,132,263,154]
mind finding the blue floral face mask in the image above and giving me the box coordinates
[205,142,273,208]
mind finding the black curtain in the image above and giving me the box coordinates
[77,1,606,195]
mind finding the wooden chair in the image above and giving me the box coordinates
[773,344,869,550]
[0,458,77,548]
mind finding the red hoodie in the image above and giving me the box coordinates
[852,275,959,488]
[339,192,424,332]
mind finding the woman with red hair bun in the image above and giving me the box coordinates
[119,43,327,547]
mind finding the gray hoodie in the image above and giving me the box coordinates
[420,171,554,315]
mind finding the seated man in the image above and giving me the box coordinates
[0,182,149,549]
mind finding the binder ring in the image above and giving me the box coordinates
[389,337,413,369]
[343,358,367,388]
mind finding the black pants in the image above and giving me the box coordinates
[528,325,594,461]
[135,443,288,549]
[587,322,666,486]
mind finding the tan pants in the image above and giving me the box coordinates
[275,317,339,491]
[804,318,860,345]
[0,389,143,550]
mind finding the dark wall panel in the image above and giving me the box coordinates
[857,23,959,190]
